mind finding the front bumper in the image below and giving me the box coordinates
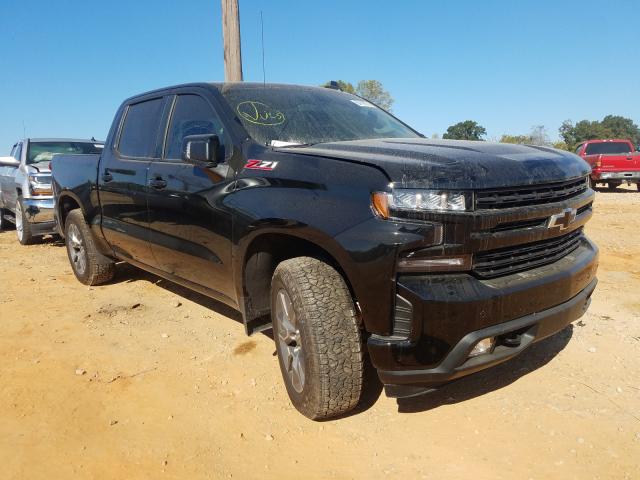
[369,237,598,397]
[22,197,57,235]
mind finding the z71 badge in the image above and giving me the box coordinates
[244,159,278,171]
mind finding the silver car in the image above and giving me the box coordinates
[0,138,103,244]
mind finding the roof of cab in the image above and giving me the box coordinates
[122,82,338,103]
[26,138,104,143]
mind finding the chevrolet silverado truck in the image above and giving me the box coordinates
[576,139,640,191]
[52,83,598,419]
[0,138,103,244]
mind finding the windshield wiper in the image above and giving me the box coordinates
[268,140,315,148]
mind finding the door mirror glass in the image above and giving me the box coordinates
[182,134,219,167]
[0,156,20,167]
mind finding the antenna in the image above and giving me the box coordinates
[260,11,266,85]
[22,120,26,139]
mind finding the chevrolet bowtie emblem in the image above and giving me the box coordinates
[548,208,577,231]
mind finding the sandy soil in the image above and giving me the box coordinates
[1,187,639,480]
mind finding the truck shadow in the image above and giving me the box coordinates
[114,262,266,335]
[106,263,573,419]
[395,325,574,414]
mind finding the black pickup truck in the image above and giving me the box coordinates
[52,83,598,419]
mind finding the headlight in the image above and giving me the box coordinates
[28,174,53,196]
[372,189,472,219]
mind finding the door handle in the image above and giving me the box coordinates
[149,178,167,190]
[101,172,113,182]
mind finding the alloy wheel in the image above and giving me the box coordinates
[275,289,305,393]
[67,223,87,275]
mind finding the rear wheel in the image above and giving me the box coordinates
[64,209,115,285]
[15,198,36,245]
[271,257,363,420]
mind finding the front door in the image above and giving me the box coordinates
[146,92,236,301]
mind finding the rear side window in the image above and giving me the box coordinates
[585,142,631,155]
[118,98,164,158]
[165,95,227,160]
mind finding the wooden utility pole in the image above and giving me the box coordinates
[221,0,243,82]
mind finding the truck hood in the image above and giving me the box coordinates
[28,162,52,174]
[282,138,590,189]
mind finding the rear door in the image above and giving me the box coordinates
[98,96,168,264]
[146,90,236,301]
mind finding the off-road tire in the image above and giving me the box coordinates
[64,209,115,285]
[271,257,363,420]
[636,183,640,192]
[15,198,36,245]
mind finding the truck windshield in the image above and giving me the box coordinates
[27,142,104,165]
[585,142,632,155]
[219,85,420,146]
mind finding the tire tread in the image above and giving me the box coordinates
[65,209,115,285]
[273,257,363,419]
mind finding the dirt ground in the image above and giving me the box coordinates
[1,187,639,480]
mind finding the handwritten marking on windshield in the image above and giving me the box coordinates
[237,101,285,126]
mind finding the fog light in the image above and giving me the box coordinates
[469,337,495,357]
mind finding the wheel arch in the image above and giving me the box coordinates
[56,191,85,233]
[236,227,361,336]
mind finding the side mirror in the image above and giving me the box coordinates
[0,156,20,167]
[182,134,220,168]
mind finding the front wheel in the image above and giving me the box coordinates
[64,209,115,285]
[271,257,363,420]
[15,198,36,245]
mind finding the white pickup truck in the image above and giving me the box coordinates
[0,138,103,244]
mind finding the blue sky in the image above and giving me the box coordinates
[1,0,638,151]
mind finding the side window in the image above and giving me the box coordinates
[165,94,227,160]
[14,143,23,161]
[118,98,164,158]
[575,144,582,155]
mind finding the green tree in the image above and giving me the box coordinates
[320,80,355,94]
[600,115,640,145]
[355,80,394,111]
[443,120,487,141]
[500,134,532,144]
[321,79,394,111]
[559,116,640,150]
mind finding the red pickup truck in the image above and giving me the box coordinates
[576,139,640,191]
